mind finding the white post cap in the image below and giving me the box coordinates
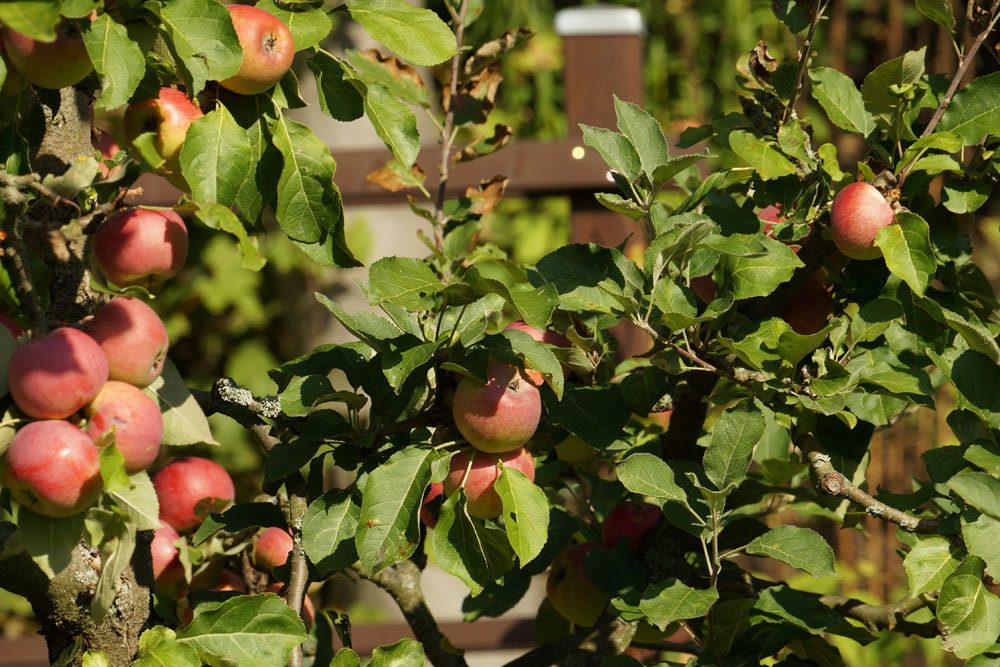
[554,5,645,37]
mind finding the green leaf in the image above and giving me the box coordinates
[159,0,243,96]
[307,51,365,122]
[271,115,359,267]
[345,48,429,107]
[346,0,457,67]
[579,125,641,182]
[364,82,420,168]
[192,502,285,546]
[180,106,253,207]
[937,573,1000,659]
[438,294,506,348]
[191,202,265,271]
[427,490,513,595]
[728,130,797,180]
[16,508,85,578]
[874,212,934,296]
[861,48,926,141]
[176,594,307,666]
[961,512,1000,581]
[99,442,130,494]
[369,638,425,667]
[381,337,437,392]
[808,67,876,136]
[495,467,548,565]
[942,180,992,214]
[639,579,719,630]
[903,536,963,596]
[947,471,1000,519]
[302,490,360,577]
[109,472,160,531]
[916,0,955,31]
[356,448,432,575]
[545,385,629,449]
[613,95,669,182]
[496,329,564,399]
[0,1,59,41]
[134,628,201,667]
[703,404,766,491]
[745,526,836,577]
[82,14,145,110]
[92,521,135,622]
[717,236,803,300]
[256,0,332,51]
[367,257,445,311]
[850,298,903,344]
[616,453,687,505]
[939,72,1000,146]
[146,360,218,447]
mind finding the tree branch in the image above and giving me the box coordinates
[362,560,468,667]
[285,476,310,667]
[1,217,47,335]
[821,594,936,637]
[805,450,941,533]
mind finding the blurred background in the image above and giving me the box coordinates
[4,1,1000,665]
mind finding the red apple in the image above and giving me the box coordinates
[86,381,163,473]
[782,273,834,336]
[9,327,108,419]
[93,208,189,287]
[265,582,315,630]
[253,527,293,572]
[153,457,236,533]
[443,447,535,520]
[151,523,183,587]
[2,21,92,89]
[220,5,295,95]
[86,296,169,387]
[122,87,202,185]
[421,481,443,528]
[1,421,101,517]
[0,313,24,338]
[546,542,610,627]
[452,364,541,453]
[0,39,29,97]
[94,128,124,180]
[830,182,895,260]
[690,275,716,304]
[602,501,662,551]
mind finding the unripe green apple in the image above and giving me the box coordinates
[122,87,202,185]
[830,182,895,260]
[86,296,170,387]
[86,380,163,474]
[1,20,93,89]
[253,527,293,572]
[452,364,541,453]
[443,447,535,519]
[220,5,295,95]
[1,421,101,517]
[9,327,108,419]
[93,209,189,287]
[546,542,610,627]
[153,457,235,533]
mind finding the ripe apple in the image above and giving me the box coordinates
[443,447,535,520]
[9,327,108,419]
[452,364,541,453]
[122,87,202,185]
[830,182,895,260]
[153,457,236,533]
[86,296,169,387]
[0,313,24,338]
[421,481,443,528]
[1,421,101,517]
[2,21,93,89]
[0,40,29,97]
[220,5,295,95]
[253,527,293,572]
[151,523,184,594]
[94,128,124,180]
[690,275,716,304]
[93,208,189,287]
[86,381,163,474]
[546,542,610,627]
[602,501,662,551]
[265,583,315,630]
[782,273,833,336]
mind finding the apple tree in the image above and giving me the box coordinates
[0,0,999,665]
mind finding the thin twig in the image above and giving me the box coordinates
[781,1,828,125]
[804,449,942,533]
[2,218,47,335]
[433,0,470,253]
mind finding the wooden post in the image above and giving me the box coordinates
[556,6,649,356]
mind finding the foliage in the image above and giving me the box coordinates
[0,0,997,666]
